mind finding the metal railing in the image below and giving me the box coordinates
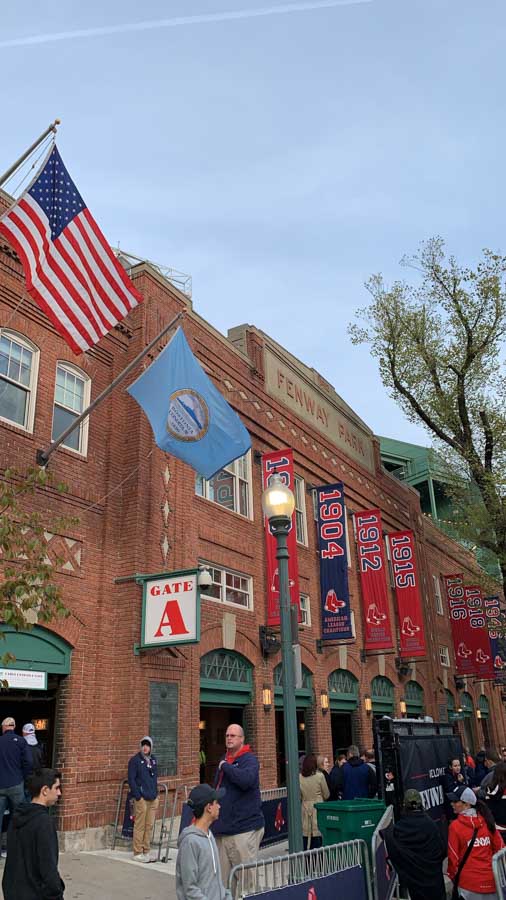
[160,784,190,861]
[371,807,399,900]
[111,779,169,860]
[260,787,287,802]
[229,839,373,900]
[493,845,506,899]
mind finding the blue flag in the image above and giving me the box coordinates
[127,327,251,479]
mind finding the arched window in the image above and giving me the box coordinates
[274,663,313,708]
[328,669,359,711]
[371,676,395,714]
[405,680,424,717]
[52,362,91,455]
[200,650,253,706]
[0,330,39,432]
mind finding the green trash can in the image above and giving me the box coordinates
[315,798,386,851]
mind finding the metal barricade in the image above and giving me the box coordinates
[111,779,169,858]
[371,806,399,900]
[161,783,190,862]
[260,786,288,848]
[229,838,373,900]
[493,845,506,899]
[260,787,288,802]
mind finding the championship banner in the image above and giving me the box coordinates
[316,482,353,641]
[388,530,426,658]
[354,508,393,650]
[484,595,506,673]
[262,449,300,626]
[444,575,494,677]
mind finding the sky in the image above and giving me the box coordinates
[2,0,505,446]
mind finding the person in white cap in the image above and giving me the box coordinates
[0,717,32,825]
[22,725,43,771]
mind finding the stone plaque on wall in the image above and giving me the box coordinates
[149,682,178,776]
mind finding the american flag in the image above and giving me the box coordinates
[0,144,143,354]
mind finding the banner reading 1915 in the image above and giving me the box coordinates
[316,482,353,641]
[444,574,494,677]
[354,508,393,650]
[261,448,300,627]
[388,529,426,658]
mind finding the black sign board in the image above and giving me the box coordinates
[149,681,178,776]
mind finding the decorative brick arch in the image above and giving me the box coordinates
[198,625,257,666]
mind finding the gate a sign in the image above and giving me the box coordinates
[136,568,200,650]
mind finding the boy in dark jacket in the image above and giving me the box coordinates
[127,735,158,861]
[333,745,377,800]
[212,724,264,890]
[2,767,64,900]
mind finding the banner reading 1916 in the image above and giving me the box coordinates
[388,529,426,658]
[261,448,300,627]
[316,482,353,641]
[354,508,393,650]
[444,575,494,677]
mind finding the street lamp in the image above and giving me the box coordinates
[262,471,303,854]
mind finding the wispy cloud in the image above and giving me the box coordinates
[0,0,373,48]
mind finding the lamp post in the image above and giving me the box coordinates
[262,472,303,854]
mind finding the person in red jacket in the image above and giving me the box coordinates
[447,785,502,899]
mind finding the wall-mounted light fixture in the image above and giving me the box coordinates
[364,694,372,715]
[400,698,407,717]
[476,708,482,720]
[299,721,306,732]
[320,691,329,714]
[198,720,206,731]
[457,706,463,714]
[262,685,272,711]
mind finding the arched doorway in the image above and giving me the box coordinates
[274,663,313,785]
[405,681,425,719]
[0,625,72,765]
[460,691,476,753]
[371,676,395,717]
[199,649,253,783]
[328,669,358,755]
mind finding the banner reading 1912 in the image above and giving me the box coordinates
[354,508,393,650]
[444,575,494,677]
[388,529,426,658]
[316,482,353,641]
[261,448,300,627]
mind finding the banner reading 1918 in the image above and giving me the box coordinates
[444,575,494,677]
[261,448,300,627]
[316,482,353,641]
[354,508,393,650]
[388,529,426,658]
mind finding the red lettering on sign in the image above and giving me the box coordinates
[153,601,190,637]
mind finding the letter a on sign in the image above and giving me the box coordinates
[136,569,200,650]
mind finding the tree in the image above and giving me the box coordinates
[349,238,506,591]
[0,466,73,654]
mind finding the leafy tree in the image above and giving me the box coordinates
[0,466,74,656]
[349,238,506,591]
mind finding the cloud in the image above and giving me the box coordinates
[0,0,372,48]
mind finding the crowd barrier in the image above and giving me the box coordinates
[493,845,506,899]
[371,806,399,900]
[229,839,373,900]
[112,779,170,860]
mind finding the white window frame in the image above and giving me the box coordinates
[199,560,253,611]
[52,362,91,456]
[195,451,253,519]
[433,574,444,616]
[294,475,308,545]
[300,593,311,627]
[439,645,451,667]
[0,330,39,433]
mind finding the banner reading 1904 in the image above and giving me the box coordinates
[354,508,393,650]
[261,448,300,627]
[316,482,353,641]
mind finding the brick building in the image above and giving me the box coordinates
[1,219,505,848]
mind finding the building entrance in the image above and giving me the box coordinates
[275,709,307,786]
[199,705,244,784]
[330,713,353,757]
[0,677,61,766]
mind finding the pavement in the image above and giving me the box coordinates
[0,840,289,899]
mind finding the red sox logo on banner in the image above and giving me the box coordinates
[388,530,426,658]
[261,449,301,627]
[444,575,494,677]
[353,508,393,650]
[316,482,353,641]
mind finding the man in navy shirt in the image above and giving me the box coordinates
[213,725,264,890]
[127,736,158,862]
[0,717,32,825]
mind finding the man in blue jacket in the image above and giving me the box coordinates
[0,717,32,826]
[213,724,264,890]
[333,744,377,800]
[127,736,158,862]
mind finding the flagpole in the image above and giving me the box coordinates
[0,119,61,189]
[36,310,184,468]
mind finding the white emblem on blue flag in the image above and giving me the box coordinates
[166,389,209,442]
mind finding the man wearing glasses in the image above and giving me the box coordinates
[212,724,264,890]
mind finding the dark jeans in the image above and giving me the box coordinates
[302,835,323,851]
[0,782,25,829]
